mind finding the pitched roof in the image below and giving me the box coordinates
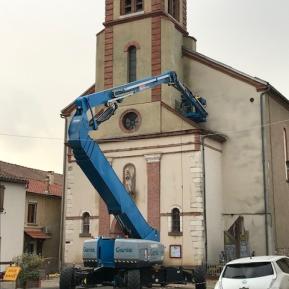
[61,84,96,117]
[0,161,63,197]
[182,47,269,91]
[0,170,27,184]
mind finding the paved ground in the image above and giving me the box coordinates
[40,277,217,289]
[0,278,217,289]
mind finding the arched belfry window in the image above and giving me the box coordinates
[168,0,180,21]
[82,212,90,235]
[171,208,181,233]
[128,46,137,82]
[121,0,143,15]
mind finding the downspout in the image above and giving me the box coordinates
[201,134,209,266]
[59,115,68,271]
[260,86,270,255]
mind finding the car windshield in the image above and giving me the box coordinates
[223,262,274,279]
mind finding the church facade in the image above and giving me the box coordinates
[61,0,289,268]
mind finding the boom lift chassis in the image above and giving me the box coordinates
[61,71,208,289]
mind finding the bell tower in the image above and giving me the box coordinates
[96,0,192,103]
[97,0,195,236]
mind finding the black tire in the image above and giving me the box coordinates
[194,266,206,289]
[127,270,141,289]
[60,267,76,289]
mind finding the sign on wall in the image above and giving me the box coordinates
[3,266,21,281]
[170,245,182,258]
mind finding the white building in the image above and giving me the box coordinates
[61,0,289,268]
[0,174,26,272]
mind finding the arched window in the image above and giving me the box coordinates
[82,212,90,235]
[121,0,143,15]
[171,208,181,233]
[128,46,137,82]
[283,128,289,180]
[168,0,180,21]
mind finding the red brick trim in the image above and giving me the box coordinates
[99,198,110,236]
[182,48,268,91]
[195,134,201,151]
[182,0,187,29]
[124,41,141,52]
[146,155,161,230]
[152,0,165,11]
[104,27,114,89]
[151,15,162,101]
[105,0,113,22]
[104,11,188,36]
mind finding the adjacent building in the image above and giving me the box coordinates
[0,173,26,272]
[61,0,289,268]
[0,161,63,273]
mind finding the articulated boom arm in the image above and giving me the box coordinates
[68,71,207,242]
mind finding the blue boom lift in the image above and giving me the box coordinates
[60,71,208,289]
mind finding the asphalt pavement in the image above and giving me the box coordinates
[0,278,217,289]
[40,277,217,289]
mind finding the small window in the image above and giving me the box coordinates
[121,111,141,132]
[121,0,143,15]
[171,208,181,233]
[82,212,90,235]
[27,203,37,224]
[168,0,180,21]
[0,184,5,213]
[128,46,137,82]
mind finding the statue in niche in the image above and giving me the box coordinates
[123,164,136,199]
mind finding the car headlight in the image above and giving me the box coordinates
[214,280,223,289]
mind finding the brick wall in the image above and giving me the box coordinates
[99,198,110,236]
[145,154,161,230]
[151,15,162,102]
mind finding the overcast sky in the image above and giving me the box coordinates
[0,0,288,173]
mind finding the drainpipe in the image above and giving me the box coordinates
[260,86,270,255]
[59,115,68,271]
[201,134,209,266]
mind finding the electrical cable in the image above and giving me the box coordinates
[1,116,288,143]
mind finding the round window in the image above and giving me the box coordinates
[120,110,141,132]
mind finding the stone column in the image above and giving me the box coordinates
[145,154,162,230]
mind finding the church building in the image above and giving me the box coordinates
[61,0,289,268]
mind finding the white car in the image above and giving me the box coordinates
[214,255,289,289]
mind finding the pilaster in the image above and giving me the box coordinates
[145,154,162,230]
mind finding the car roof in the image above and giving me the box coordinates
[227,256,287,265]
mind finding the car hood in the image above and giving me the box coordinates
[221,276,274,289]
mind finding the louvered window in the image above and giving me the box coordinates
[121,0,143,15]
[168,0,180,21]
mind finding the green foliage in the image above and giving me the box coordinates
[13,254,43,285]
